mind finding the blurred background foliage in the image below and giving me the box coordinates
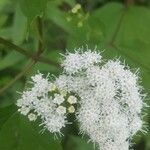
[0,0,150,150]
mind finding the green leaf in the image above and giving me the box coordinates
[145,131,150,150]
[0,105,17,129]
[95,3,150,83]
[31,49,60,73]
[65,135,98,150]
[32,62,59,74]
[0,27,12,39]
[0,51,25,71]
[0,14,7,27]
[12,4,27,44]
[0,0,9,11]
[114,6,150,89]
[19,0,48,23]
[0,80,24,107]
[0,106,63,150]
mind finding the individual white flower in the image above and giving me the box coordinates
[62,52,83,74]
[16,99,23,107]
[56,106,66,115]
[31,73,50,96]
[71,4,81,14]
[31,73,43,83]
[54,75,70,91]
[67,95,77,104]
[18,106,30,115]
[53,94,65,105]
[43,114,67,133]
[68,105,75,113]
[49,83,57,92]
[60,90,67,97]
[81,50,102,68]
[28,113,37,121]
[20,91,37,106]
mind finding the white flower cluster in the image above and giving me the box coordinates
[17,48,146,150]
[17,73,77,134]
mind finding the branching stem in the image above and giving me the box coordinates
[0,37,59,66]
[0,17,59,95]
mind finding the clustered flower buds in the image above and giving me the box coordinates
[17,48,147,150]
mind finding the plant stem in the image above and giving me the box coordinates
[0,37,59,67]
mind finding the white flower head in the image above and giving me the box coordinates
[16,48,147,150]
[61,48,102,74]
[18,106,30,115]
[49,83,57,92]
[17,72,67,134]
[60,49,146,150]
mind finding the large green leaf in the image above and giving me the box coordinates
[114,6,150,89]
[0,105,63,150]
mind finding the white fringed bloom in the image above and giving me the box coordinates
[17,48,146,150]
[61,50,102,74]
[59,49,146,150]
[53,94,65,105]
[17,73,67,134]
